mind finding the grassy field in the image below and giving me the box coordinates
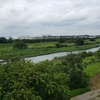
[83,53,100,77]
[84,38,100,44]
[83,57,100,90]
[0,38,100,59]
[83,56,97,64]
[0,38,99,59]
[84,61,100,77]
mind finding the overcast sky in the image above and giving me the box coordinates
[0,0,100,37]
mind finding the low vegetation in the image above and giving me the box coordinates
[0,49,100,100]
[13,41,27,49]
[0,55,88,99]
[84,62,100,77]
[0,37,100,60]
[0,37,100,100]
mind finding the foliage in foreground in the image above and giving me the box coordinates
[0,52,90,100]
[0,60,70,100]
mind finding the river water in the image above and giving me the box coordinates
[25,46,100,63]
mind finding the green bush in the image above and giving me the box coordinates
[75,38,84,46]
[0,51,91,100]
[13,41,27,49]
[0,60,70,100]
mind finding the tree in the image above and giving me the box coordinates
[0,60,70,100]
[64,53,89,89]
[55,43,61,48]
[13,41,27,49]
[75,38,84,46]
[58,38,66,43]
[95,49,100,60]
[0,37,7,43]
[89,38,95,42]
[8,37,13,43]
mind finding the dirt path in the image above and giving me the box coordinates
[90,73,100,90]
[71,73,100,100]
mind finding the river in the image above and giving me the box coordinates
[25,46,100,63]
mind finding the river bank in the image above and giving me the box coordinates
[25,46,100,63]
[0,45,100,64]
[0,42,99,60]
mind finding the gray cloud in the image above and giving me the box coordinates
[0,0,100,37]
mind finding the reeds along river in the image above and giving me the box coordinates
[25,46,100,63]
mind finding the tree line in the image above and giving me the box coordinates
[0,37,95,44]
[0,37,76,43]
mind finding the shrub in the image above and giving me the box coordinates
[13,41,27,49]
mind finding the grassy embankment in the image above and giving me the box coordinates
[83,54,100,90]
[70,55,100,98]
[0,38,100,59]
[84,60,100,77]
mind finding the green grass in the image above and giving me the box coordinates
[0,40,99,59]
[84,61,100,77]
[84,38,100,44]
[83,56,96,63]
[70,87,90,98]
[28,42,57,48]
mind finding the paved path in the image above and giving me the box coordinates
[71,89,100,100]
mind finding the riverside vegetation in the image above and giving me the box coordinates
[0,37,100,60]
[0,37,100,100]
[0,49,100,100]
